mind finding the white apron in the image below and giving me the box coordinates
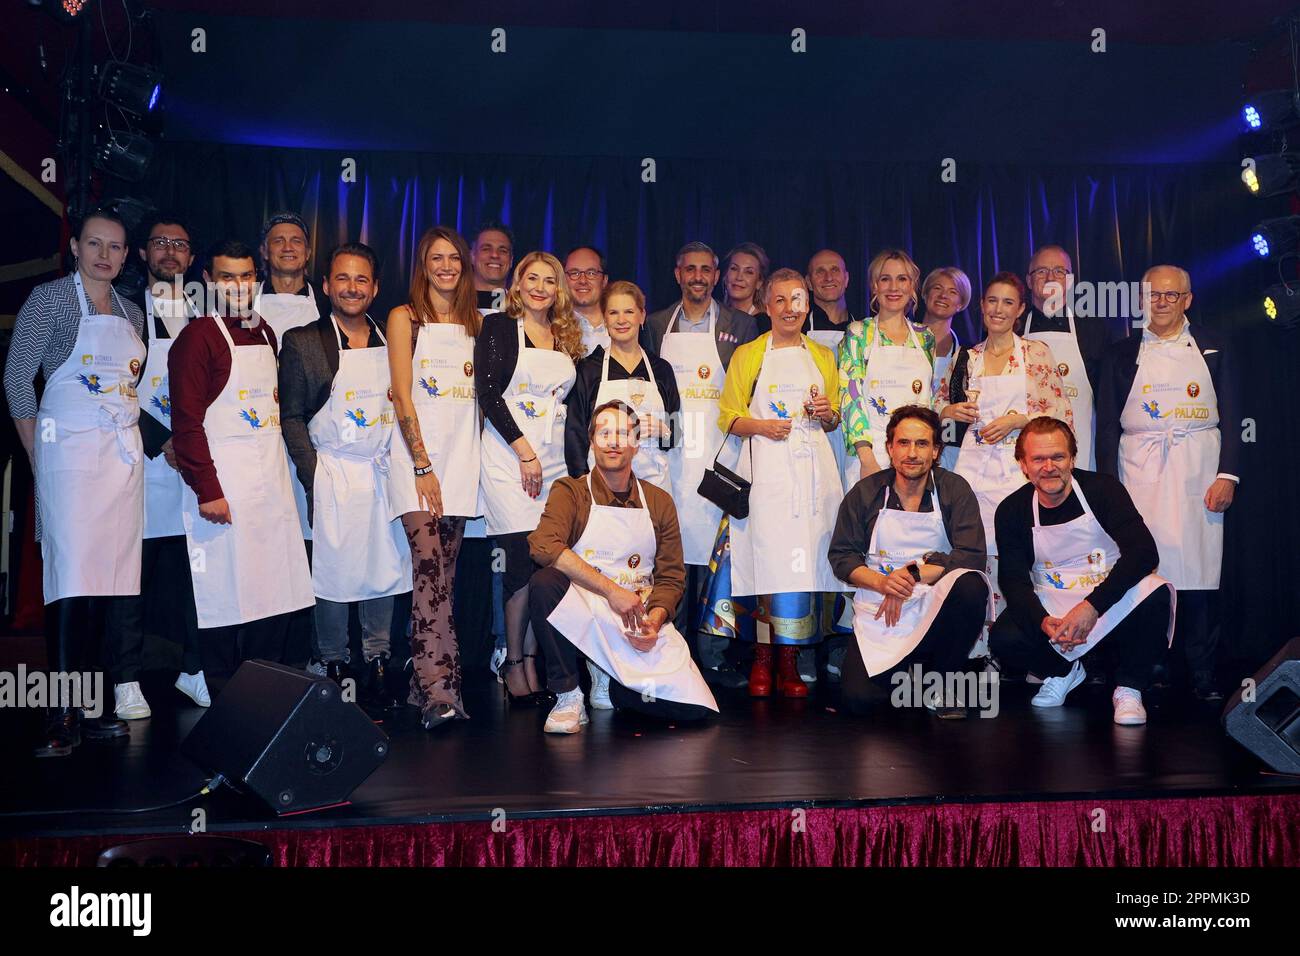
[1118,327,1223,589]
[1031,481,1175,661]
[577,312,610,357]
[849,319,933,487]
[546,475,718,710]
[587,347,670,491]
[852,485,989,676]
[253,284,320,539]
[1026,310,1094,469]
[181,316,315,628]
[729,337,844,597]
[139,291,194,539]
[953,339,1031,649]
[35,274,145,602]
[660,307,728,565]
[308,318,412,602]
[389,322,482,519]
[808,325,851,492]
[479,319,576,535]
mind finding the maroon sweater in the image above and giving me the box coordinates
[168,315,279,504]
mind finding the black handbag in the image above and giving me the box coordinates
[697,411,756,520]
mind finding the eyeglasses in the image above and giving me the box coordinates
[565,269,605,281]
[1028,267,1069,280]
[149,237,192,252]
[1147,291,1188,304]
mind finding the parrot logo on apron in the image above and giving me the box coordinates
[1140,401,1168,420]
[1045,571,1069,589]
[868,396,889,415]
[768,400,791,419]
[150,394,171,417]
[344,408,372,429]
[517,400,544,419]
[419,377,442,397]
[239,409,264,429]
[76,373,106,394]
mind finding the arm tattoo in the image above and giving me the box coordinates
[398,415,431,468]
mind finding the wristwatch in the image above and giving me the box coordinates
[906,561,922,583]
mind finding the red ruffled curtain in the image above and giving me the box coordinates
[6,794,1297,867]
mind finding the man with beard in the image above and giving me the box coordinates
[565,245,610,356]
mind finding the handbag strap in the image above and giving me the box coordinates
[709,375,758,470]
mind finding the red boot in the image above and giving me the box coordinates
[776,645,809,698]
[748,643,774,697]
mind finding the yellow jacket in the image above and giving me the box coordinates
[717,333,841,435]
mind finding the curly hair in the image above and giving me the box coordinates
[505,251,585,361]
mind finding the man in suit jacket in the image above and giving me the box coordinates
[643,241,758,365]
[641,241,758,691]
[1096,264,1240,703]
[279,242,406,705]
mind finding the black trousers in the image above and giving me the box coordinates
[989,586,1171,691]
[196,612,292,683]
[114,534,202,680]
[840,572,989,716]
[1174,589,1219,685]
[44,596,135,684]
[496,531,536,601]
[529,566,713,721]
[452,536,495,674]
[282,539,314,668]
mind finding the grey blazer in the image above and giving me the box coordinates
[643,299,758,370]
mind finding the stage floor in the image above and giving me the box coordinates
[1,666,1294,842]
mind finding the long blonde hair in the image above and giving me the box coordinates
[867,248,921,317]
[505,251,584,361]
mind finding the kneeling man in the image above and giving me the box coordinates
[829,405,990,718]
[529,400,718,733]
[991,417,1173,725]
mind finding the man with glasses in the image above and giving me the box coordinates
[1096,265,1240,703]
[113,215,209,718]
[1023,245,1114,470]
[565,246,610,356]
[471,220,514,313]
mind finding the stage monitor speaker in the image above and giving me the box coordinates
[1223,637,1300,775]
[182,660,389,814]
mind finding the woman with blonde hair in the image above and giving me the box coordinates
[722,242,771,321]
[837,248,937,487]
[475,251,583,704]
[919,266,972,470]
[387,226,483,730]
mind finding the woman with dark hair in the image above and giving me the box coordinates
[940,271,1072,642]
[475,252,584,704]
[4,207,146,755]
[387,226,483,730]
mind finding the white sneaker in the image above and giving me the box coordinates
[1031,661,1086,707]
[175,671,211,707]
[587,661,613,710]
[114,681,151,719]
[1112,686,1147,726]
[797,648,818,683]
[543,688,589,734]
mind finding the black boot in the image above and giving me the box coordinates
[365,657,396,709]
[81,710,130,740]
[34,707,80,758]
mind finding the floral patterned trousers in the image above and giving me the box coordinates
[402,513,467,718]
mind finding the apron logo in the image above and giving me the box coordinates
[768,400,791,419]
[150,375,162,387]
[239,408,264,429]
[463,361,474,378]
[1045,571,1069,589]
[386,387,394,402]
[868,396,889,414]
[273,387,279,404]
[238,389,249,401]
[911,379,923,395]
[582,548,596,561]
[81,354,93,365]
[628,554,641,569]
[1056,362,1069,378]
[1187,382,1200,398]
[345,390,356,401]
[420,359,432,369]
[419,377,442,397]
[1140,400,1168,420]
[150,394,171,417]
[76,373,106,394]
[697,364,711,381]
[129,358,141,377]
[345,408,372,428]
[1141,384,1153,394]
[517,400,545,419]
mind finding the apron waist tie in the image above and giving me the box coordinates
[98,404,142,465]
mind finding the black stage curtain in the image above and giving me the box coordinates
[140,141,1298,675]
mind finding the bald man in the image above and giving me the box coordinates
[1096,265,1240,703]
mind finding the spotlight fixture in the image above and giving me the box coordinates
[93,130,154,182]
[1242,90,1300,132]
[1244,153,1300,196]
[1251,216,1300,259]
[100,62,163,116]
[1263,282,1300,328]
